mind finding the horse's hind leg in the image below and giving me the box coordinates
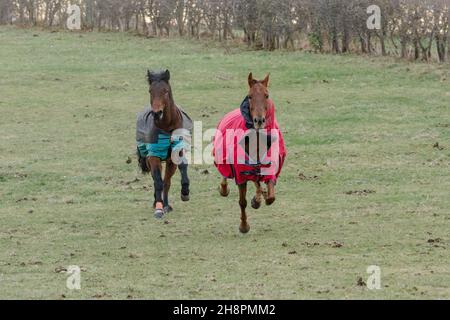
[251,181,262,209]
[163,159,177,213]
[238,182,250,234]
[178,162,190,201]
[219,177,230,197]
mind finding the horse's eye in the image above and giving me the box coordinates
[265,94,269,99]
[248,96,252,100]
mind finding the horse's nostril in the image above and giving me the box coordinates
[254,117,265,127]
[153,110,163,119]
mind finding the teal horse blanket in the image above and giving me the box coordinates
[136,106,193,160]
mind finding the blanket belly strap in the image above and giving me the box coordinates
[138,134,189,161]
[138,133,171,160]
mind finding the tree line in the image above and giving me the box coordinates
[1,0,450,62]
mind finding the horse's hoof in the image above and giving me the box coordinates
[219,185,230,197]
[265,197,276,206]
[164,205,173,214]
[181,184,190,201]
[239,224,250,234]
[154,209,165,219]
[251,196,261,209]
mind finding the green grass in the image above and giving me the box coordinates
[1,26,449,300]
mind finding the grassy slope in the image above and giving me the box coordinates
[0,27,449,299]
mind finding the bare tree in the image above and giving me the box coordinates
[0,0,13,24]
[3,0,450,63]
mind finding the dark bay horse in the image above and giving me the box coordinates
[213,73,286,233]
[136,69,191,218]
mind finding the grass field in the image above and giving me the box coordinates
[0,26,449,300]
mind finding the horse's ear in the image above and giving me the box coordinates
[261,74,270,88]
[163,69,171,82]
[248,72,255,87]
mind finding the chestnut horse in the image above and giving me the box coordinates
[137,70,191,218]
[213,73,286,233]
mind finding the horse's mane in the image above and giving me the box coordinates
[147,69,170,85]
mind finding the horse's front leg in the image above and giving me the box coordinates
[238,182,250,234]
[219,177,230,197]
[147,157,164,218]
[163,159,177,213]
[265,181,276,206]
[251,181,263,209]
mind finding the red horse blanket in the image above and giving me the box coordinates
[213,97,286,185]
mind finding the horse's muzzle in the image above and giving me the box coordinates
[152,110,163,120]
[253,116,266,129]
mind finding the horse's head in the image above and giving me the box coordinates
[147,69,173,121]
[247,73,270,130]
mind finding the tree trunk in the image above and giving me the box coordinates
[85,0,95,30]
[414,39,420,60]
[360,35,367,53]
[176,0,185,36]
[378,30,387,56]
[400,36,407,59]
[342,23,350,53]
[0,0,12,24]
[332,26,340,54]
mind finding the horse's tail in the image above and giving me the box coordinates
[137,147,150,174]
